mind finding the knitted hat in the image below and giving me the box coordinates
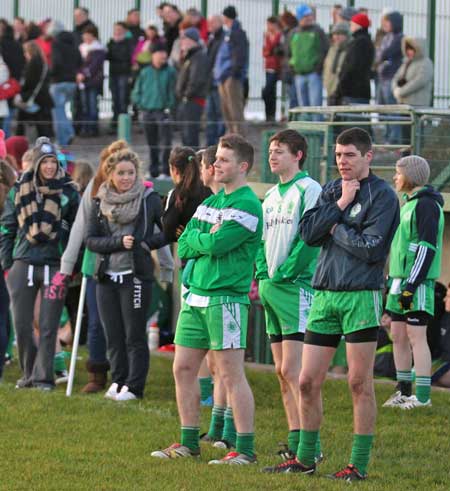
[0,130,6,159]
[182,27,200,43]
[351,12,370,29]
[296,4,313,21]
[341,6,358,21]
[222,6,237,20]
[332,22,350,35]
[32,137,58,170]
[397,155,430,187]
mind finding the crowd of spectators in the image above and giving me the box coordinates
[0,3,436,172]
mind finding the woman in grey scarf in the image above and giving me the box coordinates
[86,148,166,401]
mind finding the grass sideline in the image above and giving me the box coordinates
[1,350,449,491]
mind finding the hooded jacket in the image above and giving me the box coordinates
[78,40,106,89]
[299,172,400,291]
[391,37,433,107]
[335,27,374,99]
[86,187,167,282]
[131,62,176,110]
[288,23,329,75]
[375,11,403,81]
[0,164,79,269]
[389,186,444,292]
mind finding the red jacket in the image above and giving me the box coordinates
[263,31,282,72]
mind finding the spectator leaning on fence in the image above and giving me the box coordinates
[131,42,176,179]
[288,4,329,110]
[375,10,404,144]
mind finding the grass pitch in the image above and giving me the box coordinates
[1,351,449,490]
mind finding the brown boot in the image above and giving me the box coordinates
[81,361,109,394]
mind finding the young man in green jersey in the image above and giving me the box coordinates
[255,130,322,471]
[295,128,400,481]
[384,156,444,409]
[151,134,263,464]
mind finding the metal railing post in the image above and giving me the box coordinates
[118,113,132,143]
[13,0,19,17]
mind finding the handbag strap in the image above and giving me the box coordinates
[28,61,48,102]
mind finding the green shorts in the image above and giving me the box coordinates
[386,280,435,316]
[174,295,249,351]
[307,289,383,336]
[259,279,313,337]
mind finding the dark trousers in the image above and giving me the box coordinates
[205,88,225,146]
[142,109,172,177]
[86,277,108,364]
[96,275,152,397]
[0,267,9,378]
[178,100,203,149]
[110,75,129,123]
[80,87,99,136]
[6,261,66,388]
[262,71,278,121]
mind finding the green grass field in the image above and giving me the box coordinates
[1,351,449,491]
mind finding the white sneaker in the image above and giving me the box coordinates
[151,443,200,459]
[208,451,257,465]
[104,382,119,400]
[382,390,409,407]
[115,385,138,401]
[400,395,432,410]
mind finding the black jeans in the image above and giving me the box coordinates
[142,110,172,177]
[96,274,152,397]
[178,100,203,149]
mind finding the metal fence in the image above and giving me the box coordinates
[0,0,448,116]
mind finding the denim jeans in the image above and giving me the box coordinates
[205,87,225,146]
[376,79,401,144]
[3,107,15,138]
[50,82,76,146]
[0,268,9,379]
[109,75,129,123]
[86,278,108,364]
[294,72,323,121]
[80,87,99,135]
[142,110,172,177]
[262,71,278,121]
[178,100,203,149]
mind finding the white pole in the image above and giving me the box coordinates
[66,275,88,397]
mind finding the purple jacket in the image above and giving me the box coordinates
[79,42,106,89]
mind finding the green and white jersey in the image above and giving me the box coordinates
[178,185,263,297]
[256,171,321,285]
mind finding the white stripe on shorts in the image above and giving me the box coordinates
[222,303,242,349]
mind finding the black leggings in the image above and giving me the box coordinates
[97,275,152,397]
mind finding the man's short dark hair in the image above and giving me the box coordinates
[336,127,372,156]
[219,134,254,172]
[269,129,308,168]
[76,6,89,15]
[202,145,218,168]
[115,21,128,30]
[82,24,98,37]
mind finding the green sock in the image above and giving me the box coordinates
[222,407,236,447]
[54,352,66,372]
[181,426,200,452]
[287,429,300,454]
[415,376,431,403]
[6,317,14,358]
[236,433,255,458]
[350,434,374,475]
[199,376,213,401]
[207,405,225,440]
[315,432,322,459]
[297,430,319,467]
